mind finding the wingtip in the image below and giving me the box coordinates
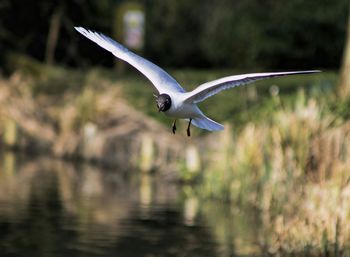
[289,70,322,75]
[74,26,90,34]
[295,70,321,74]
[74,26,84,34]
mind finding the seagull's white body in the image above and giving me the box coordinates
[75,27,320,133]
[167,96,200,118]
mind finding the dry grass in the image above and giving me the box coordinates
[0,71,185,172]
[202,90,350,255]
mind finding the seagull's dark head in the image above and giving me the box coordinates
[156,94,171,112]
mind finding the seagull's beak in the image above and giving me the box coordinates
[158,104,164,112]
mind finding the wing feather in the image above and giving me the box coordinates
[75,27,186,94]
[183,71,321,103]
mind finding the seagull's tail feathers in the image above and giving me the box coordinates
[191,116,224,131]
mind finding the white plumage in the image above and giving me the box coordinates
[75,27,320,135]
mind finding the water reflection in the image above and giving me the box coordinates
[0,152,261,257]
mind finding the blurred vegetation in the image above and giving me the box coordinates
[1,0,350,256]
[0,0,348,70]
[196,91,350,255]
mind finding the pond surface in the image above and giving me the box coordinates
[0,152,262,257]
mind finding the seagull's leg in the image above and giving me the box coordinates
[187,118,192,137]
[172,119,177,134]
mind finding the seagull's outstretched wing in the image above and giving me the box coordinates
[75,27,186,94]
[183,70,321,103]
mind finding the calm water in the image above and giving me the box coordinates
[0,152,261,257]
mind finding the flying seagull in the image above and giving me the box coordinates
[75,27,320,136]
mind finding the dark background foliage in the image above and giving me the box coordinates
[0,0,348,70]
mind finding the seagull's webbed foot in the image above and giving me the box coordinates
[172,119,177,134]
[187,118,192,137]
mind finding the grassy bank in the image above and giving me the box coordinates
[198,87,350,255]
